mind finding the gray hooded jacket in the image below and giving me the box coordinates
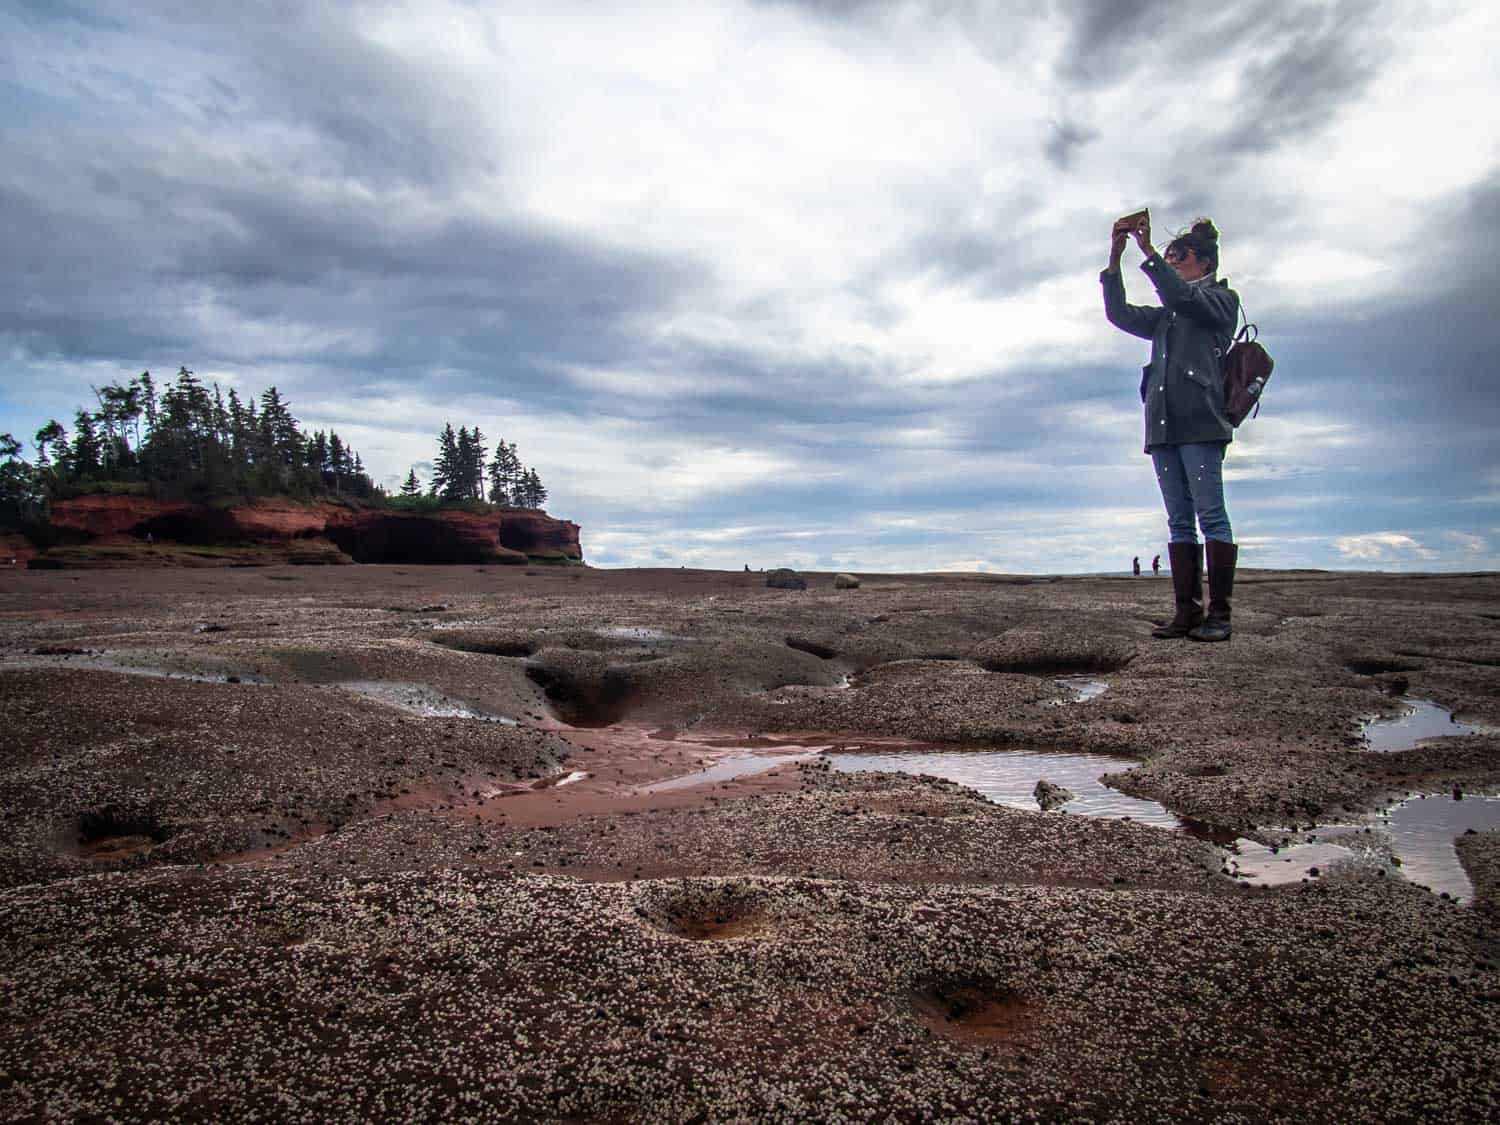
[1101,255,1240,453]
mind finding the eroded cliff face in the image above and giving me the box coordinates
[38,495,583,567]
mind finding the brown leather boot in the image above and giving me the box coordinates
[1151,541,1203,638]
[1190,540,1237,642]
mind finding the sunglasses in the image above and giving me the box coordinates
[1164,245,1196,263]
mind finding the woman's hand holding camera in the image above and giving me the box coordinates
[1130,213,1156,259]
[1109,210,1156,270]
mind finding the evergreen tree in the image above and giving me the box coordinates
[257,386,302,489]
[454,427,474,500]
[137,371,159,444]
[328,432,346,493]
[92,385,124,471]
[307,430,330,480]
[34,421,67,470]
[430,423,460,500]
[487,439,521,505]
[514,467,547,508]
[0,433,41,524]
[211,385,230,447]
[70,409,103,479]
[467,427,488,501]
[400,467,422,497]
[226,388,253,480]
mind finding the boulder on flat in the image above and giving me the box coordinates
[834,573,860,590]
[766,569,807,591]
[1034,779,1076,811]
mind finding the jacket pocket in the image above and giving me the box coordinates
[1184,365,1213,390]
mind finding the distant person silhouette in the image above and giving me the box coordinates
[1103,212,1240,641]
[1152,554,1161,577]
[1132,556,1141,577]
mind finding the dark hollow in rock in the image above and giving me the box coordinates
[970,630,1136,676]
[981,653,1133,675]
[76,804,174,857]
[1346,657,1425,676]
[1182,764,1230,778]
[634,883,772,942]
[430,632,537,658]
[78,804,171,844]
[525,665,637,728]
[911,978,1031,1043]
[785,636,838,660]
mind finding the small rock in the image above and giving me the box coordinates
[833,573,860,590]
[1034,779,1076,811]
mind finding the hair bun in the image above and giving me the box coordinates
[1190,218,1219,244]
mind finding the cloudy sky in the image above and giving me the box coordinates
[3,0,1498,573]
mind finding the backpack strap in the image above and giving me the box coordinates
[1235,298,1257,345]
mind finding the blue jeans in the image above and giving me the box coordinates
[1152,442,1232,544]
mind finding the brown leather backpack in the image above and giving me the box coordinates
[1221,310,1274,426]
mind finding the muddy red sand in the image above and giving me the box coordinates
[1,564,1497,1120]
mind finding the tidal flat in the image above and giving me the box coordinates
[2,564,1497,1121]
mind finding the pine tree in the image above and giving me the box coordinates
[257,387,302,490]
[487,439,521,505]
[137,371,159,443]
[34,421,66,470]
[454,427,474,501]
[430,423,459,499]
[328,432,346,493]
[308,431,330,479]
[467,427,488,501]
[400,467,422,497]
[0,433,41,523]
[70,409,102,479]
[226,388,253,481]
[514,467,548,508]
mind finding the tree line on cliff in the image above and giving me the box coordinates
[0,367,550,529]
[2,368,378,521]
[395,423,548,510]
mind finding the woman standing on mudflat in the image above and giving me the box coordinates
[1101,214,1240,641]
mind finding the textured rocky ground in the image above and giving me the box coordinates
[1,564,1497,1120]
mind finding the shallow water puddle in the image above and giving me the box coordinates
[1046,677,1108,706]
[827,747,1174,826]
[336,681,519,723]
[1362,699,1480,752]
[595,625,684,643]
[632,728,1497,904]
[1384,794,1500,900]
[641,748,827,793]
[1228,795,1500,902]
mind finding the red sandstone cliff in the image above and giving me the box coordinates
[38,495,583,567]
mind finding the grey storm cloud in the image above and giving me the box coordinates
[2,0,1498,573]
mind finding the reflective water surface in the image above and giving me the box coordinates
[336,681,519,723]
[636,723,1498,904]
[1362,699,1480,752]
[827,747,1174,825]
[1227,795,1500,903]
[1046,677,1109,706]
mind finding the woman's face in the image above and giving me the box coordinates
[1165,244,1207,282]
